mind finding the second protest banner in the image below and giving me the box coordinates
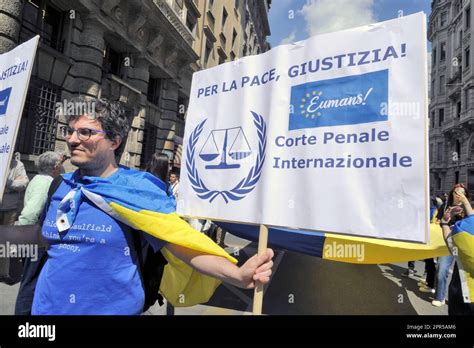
[179,13,429,243]
[0,36,39,203]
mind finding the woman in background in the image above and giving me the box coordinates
[146,152,172,197]
[440,183,474,315]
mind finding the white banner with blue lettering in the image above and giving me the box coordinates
[179,13,429,243]
[0,36,39,202]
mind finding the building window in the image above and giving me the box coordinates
[104,44,123,77]
[439,75,445,93]
[219,32,227,49]
[456,140,462,158]
[232,28,238,49]
[20,0,65,52]
[431,79,435,98]
[437,176,442,190]
[457,101,462,117]
[465,88,470,110]
[222,7,228,31]
[455,171,460,184]
[469,171,474,197]
[466,6,471,29]
[437,142,443,161]
[147,77,162,106]
[140,122,158,169]
[431,111,435,128]
[440,42,446,61]
[459,30,463,48]
[438,108,444,126]
[429,143,433,162]
[204,38,213,67]
[465,47,470,68]
[432,47,437,66]
[186,11,197,34]
[15,77,60,155]
[440,11,447,27]
[207,11,215,31]
[470,138,474,159]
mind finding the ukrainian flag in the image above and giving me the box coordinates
[217,221,450,264]
[450,215,474,303]
[58,168,237,307]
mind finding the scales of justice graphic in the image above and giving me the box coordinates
[199,127,252,169]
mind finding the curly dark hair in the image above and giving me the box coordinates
[62,96,132,160]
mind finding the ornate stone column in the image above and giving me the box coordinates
[127,57,150,95]
[70,17,105,97]
[0,0,23,53]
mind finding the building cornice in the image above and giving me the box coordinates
[153,0,194,47]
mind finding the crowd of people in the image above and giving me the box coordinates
[1,96,472,316]
[401,188,474,314]
[0,97,273,315]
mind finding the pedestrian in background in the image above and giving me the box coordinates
[0,153,29,225]
[440,183,474,315]
[17,151,64,225]
[146,152,172,197]
[0,154,29,283]
[170,171,180,201]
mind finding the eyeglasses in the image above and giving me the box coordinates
[60,126,107,141]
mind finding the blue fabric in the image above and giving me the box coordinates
[435,255,454,301]
[216,222,326,257]
[32,168,167,315]
[56,167,175,231]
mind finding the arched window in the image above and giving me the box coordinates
[469,136,474,159]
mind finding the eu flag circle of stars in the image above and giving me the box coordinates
[300,90,323,119]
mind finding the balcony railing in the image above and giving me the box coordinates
[441,118,458,132]
[153,0,194,47]
[460,108,474,123]
[429,127,441,137]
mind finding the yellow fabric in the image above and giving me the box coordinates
[110,203,237,307]
[451,232,474,302]
[431,209,438,223]
[323,223,450,264]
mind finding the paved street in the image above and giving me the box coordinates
[168,233,448,315]
[0,233,448,316]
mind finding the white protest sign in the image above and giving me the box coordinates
[0,36,40,202]
[179,13,429,243]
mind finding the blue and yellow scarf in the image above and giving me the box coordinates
[55,167,237,307]
[449,215,474,303]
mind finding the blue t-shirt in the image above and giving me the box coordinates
[32,169,167,315]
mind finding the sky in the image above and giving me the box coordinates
[268,0,432,47]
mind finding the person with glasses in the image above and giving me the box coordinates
[23,96,273,315]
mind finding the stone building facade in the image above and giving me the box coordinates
[192,0,271,68]
[429,0,474,197]
[0,0,271,174]
[0,0,198,173]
